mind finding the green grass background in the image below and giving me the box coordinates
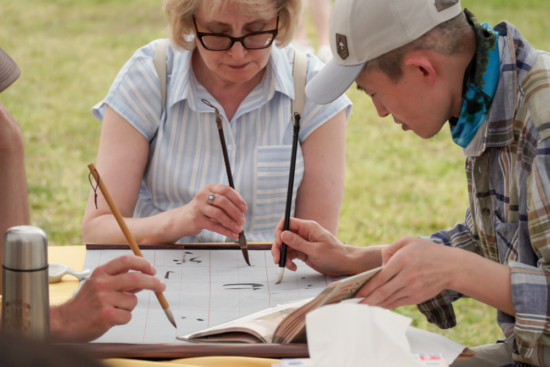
[1,0,549,347]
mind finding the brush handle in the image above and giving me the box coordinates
[216,125,235,189]
[87,164,169,311]
[278,113,301,268]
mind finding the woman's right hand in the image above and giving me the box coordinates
[178,183,247,239]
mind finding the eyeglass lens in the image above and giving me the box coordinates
[201,33,275,50]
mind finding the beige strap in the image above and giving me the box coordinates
[153,41,308,125]
[153,38,169,113]
[291,50,308,124]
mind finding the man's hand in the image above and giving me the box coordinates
[271,217,374,276]
[356,237,454,309]
[50,255,166,343]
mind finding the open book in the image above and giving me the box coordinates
[177,266,382,344]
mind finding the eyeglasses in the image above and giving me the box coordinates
[193,16,279,51]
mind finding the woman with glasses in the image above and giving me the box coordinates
[82,0,351,245]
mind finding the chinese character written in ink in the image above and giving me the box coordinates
[223,283,264,291]
[172,251,202,265]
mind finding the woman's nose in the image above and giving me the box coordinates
[227,41,247,60]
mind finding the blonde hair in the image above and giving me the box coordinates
[163,0,301,51]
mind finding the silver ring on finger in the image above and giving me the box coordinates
[207,193,216,205]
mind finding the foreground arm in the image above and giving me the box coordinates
[271,217,383,276]
[0,102,30,291]
[356,237,515,316]
[81,106,246,244]
[0,102,29,235]
[295,110,346,235]
[49,255,165,343]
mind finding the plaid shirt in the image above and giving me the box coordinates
[417,22,550,367]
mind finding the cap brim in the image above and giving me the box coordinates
[305,59,365,104]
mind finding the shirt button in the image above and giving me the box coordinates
[482,208,491,216]
[228,145,234,151]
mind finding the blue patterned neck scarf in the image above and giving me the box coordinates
[449,9,500,148]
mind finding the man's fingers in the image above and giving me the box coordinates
[285,257,297,271]
[271,241,280,264]
[285,218,317,241]
[104,307,133,327]
[359,273,406,306]
[274,217,286,234]
[275,217,317,243]
[108,272,166,293]
[355,265,397,298]
[382,237,413,265]
[281,230,312,254]
[106,290,139,312]
[378,295,411,310]
[100,255,156,276]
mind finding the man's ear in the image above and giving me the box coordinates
[404,52,437,86]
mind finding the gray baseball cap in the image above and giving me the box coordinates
[305,0,462,104]
[0,47,20,93]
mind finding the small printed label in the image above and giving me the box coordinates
[336,34,349,60]
[3,301,31,332]
[413,354,449,367]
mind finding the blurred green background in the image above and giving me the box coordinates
[1,0,549,347]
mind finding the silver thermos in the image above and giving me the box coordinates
[2,225,50,340]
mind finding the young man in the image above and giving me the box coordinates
[0,47,166,342]
[271,0,550,366]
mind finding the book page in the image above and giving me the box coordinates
[273,266,382,343]
[179,298,312,343]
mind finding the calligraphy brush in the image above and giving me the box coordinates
[202,99,250,266]
[276,112,301,284]
[87,163,177,328]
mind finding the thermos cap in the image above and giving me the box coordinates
[2,226,48,270]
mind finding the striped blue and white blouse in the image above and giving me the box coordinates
[92,40,351,243]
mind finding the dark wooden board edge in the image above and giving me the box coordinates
[86,243,273,250]
[64,342,309,360]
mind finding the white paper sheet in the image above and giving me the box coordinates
[80,249,345,343]
[306,302,465,367]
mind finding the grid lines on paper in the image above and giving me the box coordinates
[82,249,342,344]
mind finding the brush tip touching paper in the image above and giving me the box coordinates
[239,232,251,266]
[164,307,177,328]
[276,267,285,284]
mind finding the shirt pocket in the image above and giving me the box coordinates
[252,145,305,234]
[493,210,519,265]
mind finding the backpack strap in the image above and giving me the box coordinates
[150,38,169,144]
[153,38,169,114]
[291,50,308,124]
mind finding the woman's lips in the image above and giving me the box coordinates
[228,63,249,70]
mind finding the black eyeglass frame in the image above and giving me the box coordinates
[192,15,279,51]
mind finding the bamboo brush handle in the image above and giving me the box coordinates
[87,163,169,310]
